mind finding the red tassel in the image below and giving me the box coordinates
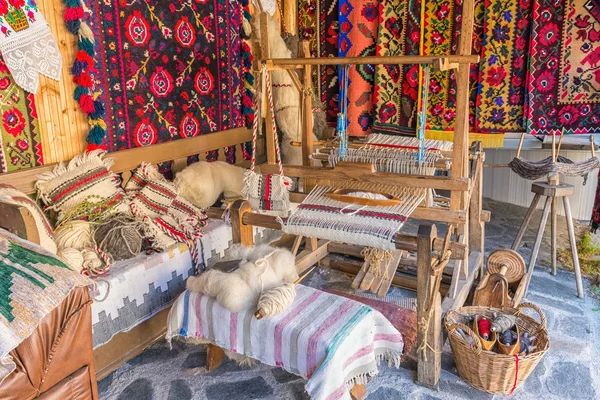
[241,41,251,53]
[87,143,107,151]
[76,50,93,66]
[79,94,95,114]
[242,95,253,107]
[75,72,93,88]
[64,6,84,21]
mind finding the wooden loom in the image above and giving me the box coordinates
[210,1,487,391]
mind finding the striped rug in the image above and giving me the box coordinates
[167,284,404,400]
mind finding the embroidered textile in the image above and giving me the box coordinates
[167,285,404,400]
[0,55,43,172]
[475,0,532,132]
[0,0,61,94]
[86,0,245,151]
[0,229,91,384]
[338,0,380,136]
[372,0,421,135]
[526,0,600,135]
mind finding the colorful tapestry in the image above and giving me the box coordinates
[0,228,91,384]
[338,0,380,136]
[526,0,600,135]
[319,0,339,126]
[0,55,43,173]
[167,285,404,400]
[422,0,485,132]
[298,0,320,93]
[474,0,532,132]
[85,0,245,151]
[372,0,421,135]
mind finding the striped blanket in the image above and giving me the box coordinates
[167,285,404,400]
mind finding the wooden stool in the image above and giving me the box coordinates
[512,181,584,298]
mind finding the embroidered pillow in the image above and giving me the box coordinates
[0,184,57,254]
[35,150,129,222]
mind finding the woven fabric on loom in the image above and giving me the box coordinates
[85,0,245,151]
[372,0,421,135]
[526,0,600,135]
[0,55,43,173]
[338,0,380,136]
[285,184,425,250]
[474,0,532,133]
[422,0,484,133]
[0,229,91,384]
[167,285,404,400]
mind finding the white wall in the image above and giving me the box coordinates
[483,143,598,221]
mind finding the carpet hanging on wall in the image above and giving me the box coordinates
[475,0,532,133]
[0,56,43,173]
[372,0,421,135]
[527,0,600,135]
[84,0,245,152]
[338,0,380,136]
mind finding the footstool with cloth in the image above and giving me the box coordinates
[166,284,405,400]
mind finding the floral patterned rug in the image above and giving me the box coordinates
[85,0,245,152]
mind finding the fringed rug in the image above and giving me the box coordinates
[372,0,421,135]
[0,55,43,173]
[526,0,600,135]
[338,0,380,137]
[85,0,245,151]
[475,0,532,133]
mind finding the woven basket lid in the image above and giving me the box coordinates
[487,249,525,283]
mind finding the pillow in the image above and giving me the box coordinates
[35,150,129,222]
[0,184,57,254]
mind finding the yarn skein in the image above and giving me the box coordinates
[255,283,296,319]
[94,215,144,261]
[54,220,95,250]
[57,247,85,272]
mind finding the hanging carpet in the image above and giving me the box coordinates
[526,0,600,135]
[338,0,380,137]
[85,0,245,151]
[475,0,533,133]
[372,0,421,135]
[0,55,43,173]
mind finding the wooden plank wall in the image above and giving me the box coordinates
[36,0,88,164]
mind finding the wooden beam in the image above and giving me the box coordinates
[282,0,297,35]
[416,224,442,389]
[260,163,470,191]
[265,55,480,66]
[231,200,254,246]
[300,41,313,167]
[0,203,41,245]
[442,250,482,313]
[259,12,277,165]
[295,239,329,275]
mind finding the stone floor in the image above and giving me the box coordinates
[98,199,600,399]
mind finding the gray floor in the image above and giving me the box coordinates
[98,199,600,399]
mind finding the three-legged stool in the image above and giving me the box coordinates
[512,181,584,298]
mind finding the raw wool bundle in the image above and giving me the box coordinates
[186,245,298,312]
[285,184,426,250]
[126,163,208,272]
[508,156,600,183]
[35,150,129,223]
[174,161,246,210]
[255,283,296,318]
[0,184,57,254]
[94,215,144,261]
[53,220,110,274]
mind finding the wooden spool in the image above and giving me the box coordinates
[473,249,525,308]
[473,315,497,351]
[497,325,521,356]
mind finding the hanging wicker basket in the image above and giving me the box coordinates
[444,303,549,395]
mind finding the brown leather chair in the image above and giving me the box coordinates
[0,286,99,399]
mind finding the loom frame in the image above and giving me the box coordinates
[235,1,486,390]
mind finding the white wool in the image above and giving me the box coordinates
[174,161,246,209]
[186,245,297,312]
[57,247,84,272]
[54,220,94,250]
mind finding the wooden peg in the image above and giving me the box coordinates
[551,132,556,162]
[516,133,525,159]
[591,135,596,158]
[556,128,564,159]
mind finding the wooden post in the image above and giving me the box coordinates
[469,142,484,273]
[416,224,442,389]
[283,0,297,36]
[300,41,313,167]
[231,200,254,246]
[260,12,277,165]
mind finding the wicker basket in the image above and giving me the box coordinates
[444,303,549,395]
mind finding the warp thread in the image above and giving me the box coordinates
[256,283,296,318]
[94,214,144,261]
